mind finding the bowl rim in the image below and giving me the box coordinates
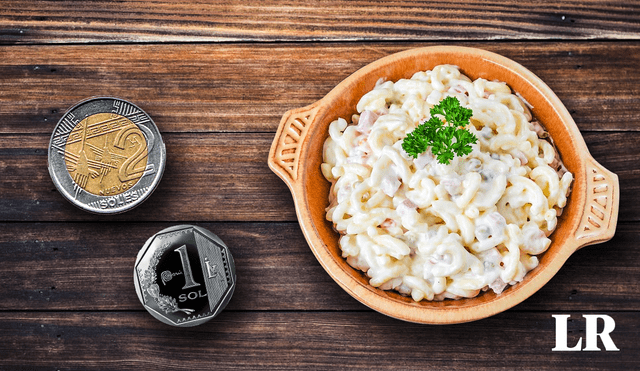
[269,45,619,324]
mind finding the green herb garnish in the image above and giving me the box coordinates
[402,96,478,165]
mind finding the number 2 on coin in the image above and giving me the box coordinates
[114,126,148,182]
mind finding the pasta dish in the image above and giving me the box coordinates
[321,65,573,301]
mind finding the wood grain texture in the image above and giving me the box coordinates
[0,131,636,222]
[0,132,296,222]
[0,311,637,370]
[1,0,639,44]
[1,42,640,134]
[2,0,639,368]
[0,221,638,312]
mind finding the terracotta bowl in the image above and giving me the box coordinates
[268,46,619,324]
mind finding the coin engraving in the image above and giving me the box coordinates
[134,226,237,327]
[48,97,165,214]
[85,186,149,209]
[204,259,218,278]
[175,310,213,324]
[194,230,231,311]
[174,245,202,290]
[138,247,195,315]
[63,113,148,197]
[161,270,183,286]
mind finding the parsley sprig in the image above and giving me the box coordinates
[402,96,478,165]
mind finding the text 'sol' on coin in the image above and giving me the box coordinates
[48,97,166,214]
[134,225,237,327]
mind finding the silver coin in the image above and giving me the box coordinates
[134,225,237,327]
[48,97,166,214]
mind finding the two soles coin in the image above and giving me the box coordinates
[48,97,166,214]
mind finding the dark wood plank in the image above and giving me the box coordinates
[581,132,640,223]
[0,132,296,222]
[0,222,358,311]
[0,131,638,222]
[1,1,639,44]
[0,221,638,312]
[0,311,637,370]
[0,42,639,134]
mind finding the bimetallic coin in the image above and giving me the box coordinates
[134,225,237,327]
[48,97,165,214]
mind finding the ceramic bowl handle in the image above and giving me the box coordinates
[572,156,619,250]
[268,103,321,187]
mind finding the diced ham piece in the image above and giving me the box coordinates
[381,174,401,197]
[380,218,397,229]
[397,199,418,217]
[489,277,508,294]
[356,110,380,134]
[441,176,462,196]
[380,167,401,197]
[513,150,528,166]
[530,121,547,138]
[414,151,434,169]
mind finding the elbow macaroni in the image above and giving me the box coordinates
[322,65,573,301]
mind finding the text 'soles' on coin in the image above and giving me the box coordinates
[47,97,166,214]
[134,225,237,327]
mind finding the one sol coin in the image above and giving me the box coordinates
[134,225,237,327]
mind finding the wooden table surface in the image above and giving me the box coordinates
[1,1,639,370]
